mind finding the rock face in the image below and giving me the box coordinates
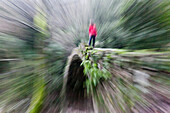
[61,45,170,113]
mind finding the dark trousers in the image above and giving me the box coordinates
[89,35,96,47]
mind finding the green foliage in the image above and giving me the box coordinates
[81,47,111,94]
[0,0,170,112]
[85,48,170,112]
[89,0,170,50]
[120,0,170,49]
[27,77,45,113]
[0,8,66,112]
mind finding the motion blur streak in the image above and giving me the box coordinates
[0,0,169,113]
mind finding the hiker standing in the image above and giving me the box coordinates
[89,20,97,47]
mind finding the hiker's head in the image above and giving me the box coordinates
[90,19,94,25]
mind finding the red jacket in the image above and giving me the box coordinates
[89,24,97,37]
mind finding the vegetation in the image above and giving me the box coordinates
[0,0,169,112]
[81,47,111,94]
[80,46,170,112]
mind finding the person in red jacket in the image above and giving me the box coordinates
[89,20,97,47]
